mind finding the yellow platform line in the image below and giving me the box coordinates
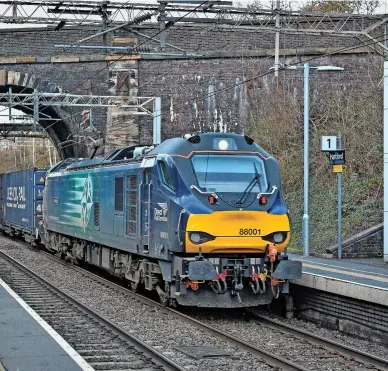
[297,259,388,278]
[302,262,388,284]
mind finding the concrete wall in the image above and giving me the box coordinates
[291,284,388,345]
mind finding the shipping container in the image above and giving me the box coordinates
[0,169,47,242]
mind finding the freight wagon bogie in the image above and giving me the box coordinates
[41,132,301,308]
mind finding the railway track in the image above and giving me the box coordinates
[0,243,307,370]
[27,248,307,371]
[0,250,185,371]
[1,240,388,370]
[246,309,388,371]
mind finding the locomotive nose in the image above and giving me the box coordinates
[184,211,290,254]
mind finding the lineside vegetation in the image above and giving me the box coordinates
[248,56,383,253]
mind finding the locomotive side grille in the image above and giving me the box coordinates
[128,189,137,205]
[94,203,100,227]
[127,175,137,190]
[126,221,136,234]
[126,206,137,220]
[125,175,137,236]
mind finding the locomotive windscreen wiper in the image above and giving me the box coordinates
[236,163,262,205]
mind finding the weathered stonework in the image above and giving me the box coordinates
[0,25,385,157]
[0,69,82,159]
[326,223,384,258]
[105,60,139,155]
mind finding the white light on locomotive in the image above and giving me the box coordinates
[273,233,284,243]
[190,233,201,243]
[218,140,229,150]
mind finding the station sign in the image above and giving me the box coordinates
[332,164,343,173]
[329,150,345,165]
[320,136,337,151]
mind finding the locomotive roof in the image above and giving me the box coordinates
[49,132,271,173]
[148,132,270,158]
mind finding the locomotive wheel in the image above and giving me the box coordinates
[159,293,169,307]
[131,270,144,293]
[170,298,178,308]
[130,281,139,292]
[158,282,170,307]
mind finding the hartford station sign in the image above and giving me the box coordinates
[320,136,346,167]
[328,150,345,165]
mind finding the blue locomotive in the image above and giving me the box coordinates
[0,132,301,308]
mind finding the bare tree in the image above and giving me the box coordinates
[301,0,381,14]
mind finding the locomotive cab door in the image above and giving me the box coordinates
[139,169,152,253]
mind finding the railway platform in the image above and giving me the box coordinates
[0,278,91,371]
[289,254,388,306]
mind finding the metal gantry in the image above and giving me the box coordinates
[1,91,159,111]
[0,1,387,37]
[0,89,160,139]
[1,0,388,59]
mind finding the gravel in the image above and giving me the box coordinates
[1,236,388,370]
[0,237,275,371]
[188,310,388,370]
[260,312,388,358]
[0,255,163,371]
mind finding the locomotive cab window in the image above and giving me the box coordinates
[158,161,174,190]
[115,177,124,213]
[191,154,268,193]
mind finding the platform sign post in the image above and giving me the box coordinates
[321,134,345,259]
[337,132,343,259]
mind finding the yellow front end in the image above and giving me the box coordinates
[185,211,290,254]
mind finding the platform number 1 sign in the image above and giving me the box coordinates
[320,136,337,151]
[320,133,344,259]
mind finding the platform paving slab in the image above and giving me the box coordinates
[0,284,86,371]
[290,254,388,306]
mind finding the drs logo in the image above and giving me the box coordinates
[239,228,261,236]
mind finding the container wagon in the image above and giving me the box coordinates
[0,168,47,245]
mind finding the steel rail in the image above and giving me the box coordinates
[23,247,307,371]
[246,310,388,371]
[0,249,185,371]
[5,242,388,370]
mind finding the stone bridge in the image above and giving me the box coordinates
[0,24,383,158]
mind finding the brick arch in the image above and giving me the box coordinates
[0,70,86,159]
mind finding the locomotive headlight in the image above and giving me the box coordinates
[213,138,237,150]
[273,233,284,243]
[190,233,201,243]
[262,232,287,244]
[218,139,229,150]
[189,232,216,244]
